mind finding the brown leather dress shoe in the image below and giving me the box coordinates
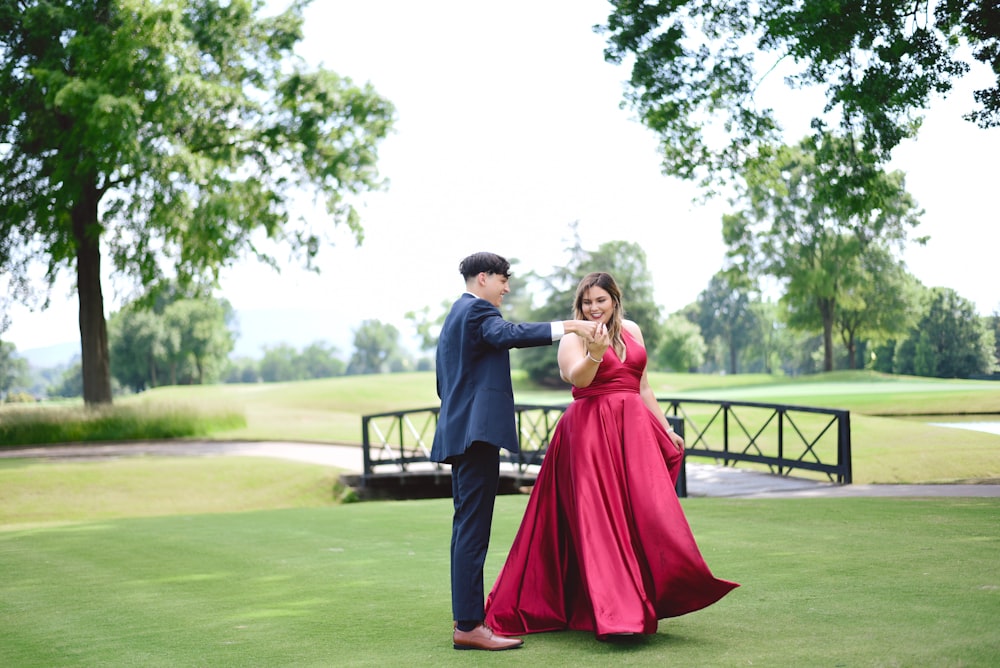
[453,624,524,651]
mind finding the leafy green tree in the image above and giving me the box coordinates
[347,320,403,375]
[163,299,235,385]
[836,247,919,369]
[871,339,898,374]
[599,0,998,190]
[892,337,919,376]
[50,363,84,399]
[990,309,1000,374]
[907,288,996,378]
[0,340,30,399]
[723,135,922,371]
[654,315,706,373]
[0,0,395,405]
[299,341,345,379]
[259,343,302,383]
[225,357,262,384]
[695,272,758,374]
[741,300,795,375]
[108,293,233,389]
[27,361,75,399]
[405,300,451,354]
[871,281,933,373]
[108,306,172,392]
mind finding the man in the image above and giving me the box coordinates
[431,251,598,651]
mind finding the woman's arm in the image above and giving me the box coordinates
[627,321,685,452]
[558,326,609,388]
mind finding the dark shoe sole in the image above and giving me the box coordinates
[453,642,523,651]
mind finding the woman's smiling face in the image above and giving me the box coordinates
[580,286,613,325]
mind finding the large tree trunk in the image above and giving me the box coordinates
[820,298,835,372]
[73,184,113,406]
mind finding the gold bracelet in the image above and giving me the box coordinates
[586,351,603,364]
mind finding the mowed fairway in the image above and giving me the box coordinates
[1,481,998,667]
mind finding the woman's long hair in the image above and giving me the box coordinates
[573,272,626,359]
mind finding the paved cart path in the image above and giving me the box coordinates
[3,440,999,498]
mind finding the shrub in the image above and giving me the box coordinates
[0,404,246,447]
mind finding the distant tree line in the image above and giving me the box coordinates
[107,292,428,394]
[225,319,432,386]
[0,290,432,399]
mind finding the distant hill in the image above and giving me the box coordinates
[231,308,354,358]
[19,341,80,368]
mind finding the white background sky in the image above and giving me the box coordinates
[4,0,998,356]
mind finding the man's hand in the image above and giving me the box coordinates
[564,320,600,341]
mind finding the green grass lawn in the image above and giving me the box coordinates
[1,475,997,667]
[0,457,347,526]
[2,374,999,668]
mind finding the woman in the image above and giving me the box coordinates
[484,272,738,640]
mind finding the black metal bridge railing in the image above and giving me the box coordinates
[661,398,852,485]
[360,399,851,497]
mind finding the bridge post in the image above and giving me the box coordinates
[838,411,853,484]
[668,415,687,498]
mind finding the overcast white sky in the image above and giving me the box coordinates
[4,0,998,355]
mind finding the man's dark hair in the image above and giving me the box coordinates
[459,252,511,280]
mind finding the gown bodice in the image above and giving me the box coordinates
[572,329,645,400]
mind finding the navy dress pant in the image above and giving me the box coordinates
[449,441,501,623]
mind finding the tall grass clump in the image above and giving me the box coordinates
[0,403,245,447]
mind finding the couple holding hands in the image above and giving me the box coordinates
[431,252,738,651]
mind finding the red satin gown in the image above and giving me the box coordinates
[485,330,739,639]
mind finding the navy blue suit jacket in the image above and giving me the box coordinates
[431,294,554,463]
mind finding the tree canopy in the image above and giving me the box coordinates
[888,288,997,377]
[0,0,395,404]
[723,134,922,371]
[695,272,758,374]
[599,0,999,189]
[109,293,235,391]
[834,244,918,368]
[347,319,404,375]
[0,340,30,399]
[654,314,706,373]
